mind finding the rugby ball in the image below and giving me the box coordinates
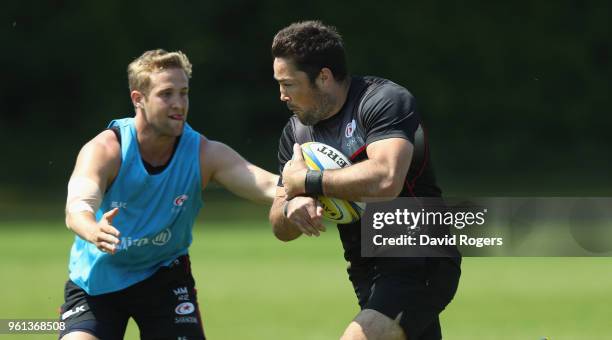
[300,142,365,224]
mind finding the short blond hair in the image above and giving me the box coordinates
[127,49,192,94]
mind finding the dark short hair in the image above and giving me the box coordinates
[272,20,348,83]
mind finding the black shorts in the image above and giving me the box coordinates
[348,257,461,340]
[59,255,206,340]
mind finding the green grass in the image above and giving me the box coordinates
[1,219,611,339]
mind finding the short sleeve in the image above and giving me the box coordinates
[360,83,419,145]
[277,121,295,186]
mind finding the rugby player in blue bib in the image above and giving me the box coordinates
[60,49,278,340]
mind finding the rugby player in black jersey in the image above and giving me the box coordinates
[269,21,461,340]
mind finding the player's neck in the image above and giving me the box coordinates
[322,77,351,120]
[135,118,178,166]
[137,132,176,166]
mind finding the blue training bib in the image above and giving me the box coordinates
[68,117,203,295]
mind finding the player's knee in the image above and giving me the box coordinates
[341,309,406,340]
[61,331,100,340]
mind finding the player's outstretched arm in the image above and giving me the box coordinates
[201,137,278,204]
[269,187,325,241]
[65,130,122,254]
[283,139,413,202]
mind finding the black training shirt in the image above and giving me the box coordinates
[277,76,442,263]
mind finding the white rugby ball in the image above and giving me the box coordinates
[300,142,365,224]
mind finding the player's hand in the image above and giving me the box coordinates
[282,143,308,199]
[285,196,325,237]
[88,208,121,254]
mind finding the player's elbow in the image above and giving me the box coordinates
[65,214,74,230]
[270,215,301,242]
[269,200,301,241]
[272,228,294,242]
[377,176,404,198]
[271,224,300,242]
[368,162,405,198]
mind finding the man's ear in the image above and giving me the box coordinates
[130,90,145,109]
[318,67,334,87]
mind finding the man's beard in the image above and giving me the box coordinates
[295,90,335,126]
[296,109,321,126]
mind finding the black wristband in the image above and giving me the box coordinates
[305,170,324,196]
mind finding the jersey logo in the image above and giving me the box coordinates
[118,228,172,250]
[345,119,356,138]
[173,287,189,295]
[152,228,172,246]
[173,194,189,207]
[175,302,195,315]
[110,201,127,209]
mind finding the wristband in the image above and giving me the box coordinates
[305,169,324,196]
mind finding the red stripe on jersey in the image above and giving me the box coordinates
[350,145,367,161]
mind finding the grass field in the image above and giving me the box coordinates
[1,207,611,339]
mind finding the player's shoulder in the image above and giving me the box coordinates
[199,134,225,150]
[198,135,232,164]
[199,134,215,153]
[93,129,120,149]
[360,76,415,105]
[82,130,121,159]
[353,76,415,119]
[198,134,208,159]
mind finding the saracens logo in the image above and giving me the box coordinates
[173,194,189,207]
[345,119,356,138]
[175,302,195,315]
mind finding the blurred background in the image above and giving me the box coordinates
[1,1,611,339]
[3,0,611,205]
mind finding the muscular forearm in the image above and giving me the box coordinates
[269,199,302,241]
[213,163,279,204]
[65,212,98,243]
[252,169,280,204]
[322,159,404,202]
[282,140,411,202]
[204,140,279,204]
[66,209,121,253]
